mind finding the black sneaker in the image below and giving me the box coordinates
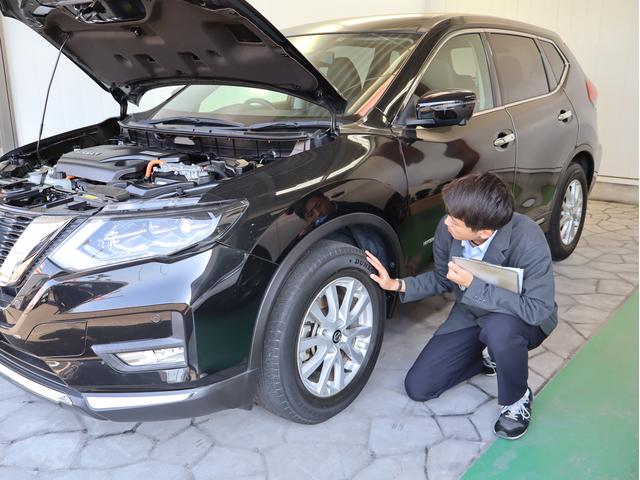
[481,352,496,377]
[494,388,533,440]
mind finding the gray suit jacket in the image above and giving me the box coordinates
[400,213,558,336]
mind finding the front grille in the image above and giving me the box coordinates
[0,335,66,388]
[0,211,34,266]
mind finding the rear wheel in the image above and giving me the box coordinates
[257,240,385,423]
[546,163,588,260]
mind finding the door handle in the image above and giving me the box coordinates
[494,133,515,147]
[558,110,573,122]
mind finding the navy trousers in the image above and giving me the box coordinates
[404,312,547,406]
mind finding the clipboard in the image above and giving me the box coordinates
[452,256,523,294]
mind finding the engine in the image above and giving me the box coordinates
[0,119,330,211]
[0,144,261,210]
[51,144,257,189]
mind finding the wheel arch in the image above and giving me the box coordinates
[247,212,403,372]
[570,148,595,188]
[544,145,595,228]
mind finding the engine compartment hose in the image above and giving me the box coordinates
[145,159,165,178]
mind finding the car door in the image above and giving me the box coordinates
[487,33,578,221]
[392,32,516,275]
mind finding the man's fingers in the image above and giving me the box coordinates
[365,251,386,273]
[370,273,383,285]
[451,264,470,277]
[447,267,460,282]
[448,262,469,276]
[365,250,381,266]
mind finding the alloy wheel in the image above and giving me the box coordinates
[296,276,373,398]
[559,179,584,245]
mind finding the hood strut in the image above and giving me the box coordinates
[111,88,129,120]
[330,110,340,136]
[36,34,70,164]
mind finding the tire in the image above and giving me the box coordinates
[257,239,385,424]
[546,163,588,260]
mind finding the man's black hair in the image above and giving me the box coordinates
[442,173,514,231]
[291,192,322,219]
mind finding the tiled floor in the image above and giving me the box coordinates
[0,200,637,480]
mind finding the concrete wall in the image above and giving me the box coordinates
[0,0,637,201]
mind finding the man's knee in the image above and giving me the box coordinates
[404,367,442,402]
[479,313,527,353]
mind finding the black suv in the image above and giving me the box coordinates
[0,1,599,423]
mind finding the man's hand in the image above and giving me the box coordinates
[365,250,400,291]
[447,262,473,289]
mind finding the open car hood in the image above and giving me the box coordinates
[0,0,347,113]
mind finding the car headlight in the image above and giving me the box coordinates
[50,198,248,271]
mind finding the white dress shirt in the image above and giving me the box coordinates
[461,230,498,261]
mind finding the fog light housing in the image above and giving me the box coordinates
[116,346,185,367]
[92,338,188,373]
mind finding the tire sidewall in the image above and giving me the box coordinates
[273,245,385,419]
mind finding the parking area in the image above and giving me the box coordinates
[0,200,637,480]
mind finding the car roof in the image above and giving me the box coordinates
[283,13,560,41]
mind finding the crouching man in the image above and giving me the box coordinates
[366,173,557,440]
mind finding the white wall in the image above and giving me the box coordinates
[0,17,120,147]
[249,0,428,28]
[0,0,637,188]
[0,18,16,155]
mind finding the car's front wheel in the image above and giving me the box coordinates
[257,240,385,423]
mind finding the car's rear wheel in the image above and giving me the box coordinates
[546,163,588,260]
[257,240,385,423]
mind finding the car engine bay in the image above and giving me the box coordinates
[0,120,330,213]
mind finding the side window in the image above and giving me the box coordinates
[490,34,549,104]
[410,33,494,114]
[540,40,567,86]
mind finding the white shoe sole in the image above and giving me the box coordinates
[493,427,528,440]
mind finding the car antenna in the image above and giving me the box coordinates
[36,33,70,166]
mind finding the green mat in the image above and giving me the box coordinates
[463,291,639,480]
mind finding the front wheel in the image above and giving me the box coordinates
[257,240,385,423]
[546,163,588,260]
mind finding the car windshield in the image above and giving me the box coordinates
[139,33,419,127]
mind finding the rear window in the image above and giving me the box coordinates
[540,40,567,85]
[490,34,549,104]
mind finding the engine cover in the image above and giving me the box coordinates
[56,145,187,183]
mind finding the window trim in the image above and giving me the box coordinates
[487,32,552,106]
[537,38,569,88]
[393,27,569,126]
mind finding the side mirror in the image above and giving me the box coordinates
[408,89,476,128]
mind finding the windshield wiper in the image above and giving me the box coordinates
[245,120,335,131]
[136,116,245,128]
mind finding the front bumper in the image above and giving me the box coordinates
[0,240,276,420]
[0,345,258,421]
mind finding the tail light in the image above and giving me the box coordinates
[586,78,598,105]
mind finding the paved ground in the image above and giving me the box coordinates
[0,200,637,480]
